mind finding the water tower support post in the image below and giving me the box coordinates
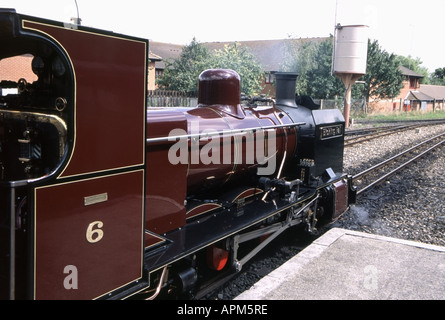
[338,73,361,128]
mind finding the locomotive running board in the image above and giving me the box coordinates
[142,189,319,276]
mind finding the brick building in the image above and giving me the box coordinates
[369,66,444,113]
[405,84,445,112]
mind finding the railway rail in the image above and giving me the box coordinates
[344,119,445,147]
[351,132,445,195]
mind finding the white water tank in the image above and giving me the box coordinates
[333,24,369,75]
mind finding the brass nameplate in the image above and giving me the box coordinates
[320,124,343,140]
[84,193,108,206]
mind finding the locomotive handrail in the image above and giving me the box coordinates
[9,186,16,299]
[146,122,305,144]
[0,109,68,159]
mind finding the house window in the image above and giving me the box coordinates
[265,72,274,84]
[409,77,417,89]
[155,69,163,80]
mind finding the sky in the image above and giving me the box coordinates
[2,0,444,72]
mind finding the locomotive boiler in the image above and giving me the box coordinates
[0,9,355,300]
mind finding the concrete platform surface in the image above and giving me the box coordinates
[235,228,445,300]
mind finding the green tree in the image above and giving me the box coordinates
[157,38,212,92]
[210,43,265,95]
[282,38,404,103]
[430,67,445,85]
[362,39,404,102]
[302,38,344,99]
[282,37,347,99]
[157,39,265,95]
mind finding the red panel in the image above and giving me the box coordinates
[186,203,222,219]
[34,170,144,300]
[23,21,147,177]
[146,110,187,234]
[333,180,348,219]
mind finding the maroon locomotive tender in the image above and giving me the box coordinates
[0,9,355,299]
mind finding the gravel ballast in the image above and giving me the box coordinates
[336,123,445,246]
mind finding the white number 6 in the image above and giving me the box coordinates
[86,221,104,243]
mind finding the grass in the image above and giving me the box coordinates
[356,110,445,122]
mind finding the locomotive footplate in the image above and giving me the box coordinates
[144,191,313,259]
[139,171,355,298]
[140,187,325,296]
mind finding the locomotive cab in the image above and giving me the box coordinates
[1,9,148,300]
[1,10,74,299]
[0,10,73,182]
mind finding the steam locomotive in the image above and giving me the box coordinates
[0,9,355,299]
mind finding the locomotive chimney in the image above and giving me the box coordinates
[275,72,298,109]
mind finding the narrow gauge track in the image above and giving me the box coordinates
[344,120,445,147]
[352,132,445,195]
[202,125,445,300]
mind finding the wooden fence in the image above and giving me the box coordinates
[147,91,369,115]
[313,98,367,116]
[147,90,198,108]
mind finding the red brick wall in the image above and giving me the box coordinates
[0,54,38,82]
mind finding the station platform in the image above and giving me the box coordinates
[234,228,445,300]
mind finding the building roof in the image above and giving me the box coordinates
[149,41,183,69]
[407,84,445,101]
[148,51,162,61]
[149,38,329,72]
[399,65,424,78]
[406,91,433,101]
[204,38,327,72]
[418,84,445,99]
[204,39,287,71]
